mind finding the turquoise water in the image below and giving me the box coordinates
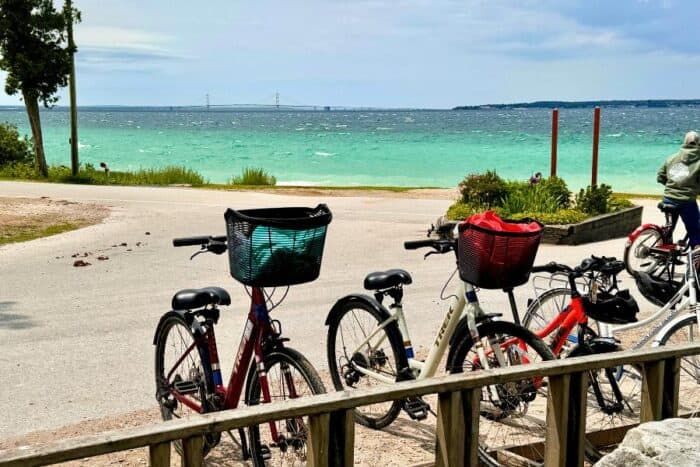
[2,107,700,193]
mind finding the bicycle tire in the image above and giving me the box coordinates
[657,314,700,417]
[448,319,601,465]
[245,347,328,466]
[154,313,220,457]
[326,298,405,429]
[567,339,632,463]
[624,227,664,276]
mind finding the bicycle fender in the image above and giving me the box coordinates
[324,294,392,326]
[651,313,697,347]
[627,224,663,244]
[152,310,190,345]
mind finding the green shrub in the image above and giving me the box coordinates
[507,209,588,225]
[446,202,476,220]
[575,184,613,215]
[539,176,571,208]
[501,185,561,214]
[229,167,277,186]
[458,170,507,207]
[0,123,32,166]
[0,161,38,178]
[609,195,634,212]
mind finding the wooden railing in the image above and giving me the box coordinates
[1,344,699,467]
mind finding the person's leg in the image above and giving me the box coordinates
[678,200,700,247]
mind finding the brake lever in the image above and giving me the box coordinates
[190,246,207,260]
[424,250,438,260]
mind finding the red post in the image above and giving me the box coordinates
[592,106,601,186]
[551,108,559,177]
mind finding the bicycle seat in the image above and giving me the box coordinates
[172,287,231,310]
[363,269,412,291]
[657,201,681,214]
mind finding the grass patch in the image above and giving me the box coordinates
[48,165,205,186]
[229,167,277,186]
[0,162,205,186]
[0,222,78,245]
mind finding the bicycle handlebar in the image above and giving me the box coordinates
[173,235,227,247]
[404,238,455,254]
[531,255,623,277]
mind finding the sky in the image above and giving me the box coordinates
[0,0,699,108]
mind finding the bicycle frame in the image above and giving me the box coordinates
[166,287,286,441]
[533,295,588,355]
[346,275,502,383]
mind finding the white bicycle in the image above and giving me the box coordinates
[325,229,605,465]
[524,247,700,422]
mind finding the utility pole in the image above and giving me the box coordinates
[65,0,79,176]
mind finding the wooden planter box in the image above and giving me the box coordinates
[542,205,642,245]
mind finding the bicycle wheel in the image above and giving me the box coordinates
[523,287,602,351]
[658,314,700,417]
[624,228,664,275]
[154,314,220,456]
[245,347,327,466]
[326,299,404,428]
[447,320,556,465]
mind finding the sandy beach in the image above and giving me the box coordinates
[0,181,666,464]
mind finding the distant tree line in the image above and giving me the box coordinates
[453,99,700,110]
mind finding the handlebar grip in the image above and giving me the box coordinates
[173,235,226,247]
[531,262,570,274]
[404,239,435,250]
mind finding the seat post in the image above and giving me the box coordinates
[504,288,521,325]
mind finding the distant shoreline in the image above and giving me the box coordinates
[453,99,700,110]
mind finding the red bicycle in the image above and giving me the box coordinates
[521,256,640,461]
[154,205,332,465]
[624,201,688,277]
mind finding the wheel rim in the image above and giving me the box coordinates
[626,230,663,274]
[250,356,319,466]
[157,320,206,421]
[663,320,700,417]
[452,332,551,463]
[332,307,399,422]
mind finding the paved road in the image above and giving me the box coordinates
[0,182,661,438]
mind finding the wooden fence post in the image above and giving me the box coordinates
[329,409,355,466]
[591,106,601,186]
[551,108,559,177]
[307,413,331,467]
[545,372,588,467]
[662,357,680,418]
[436,389,480,467]
[148,442,170,467]
[181,436,203,467]
[641,360,665,422]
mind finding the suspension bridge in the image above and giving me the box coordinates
[175,92,384,111]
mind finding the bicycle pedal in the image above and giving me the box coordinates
[172,380,199,395]
[402,396,430,421]
[258,444,272,460]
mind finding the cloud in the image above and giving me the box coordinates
[74,26,183,71]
